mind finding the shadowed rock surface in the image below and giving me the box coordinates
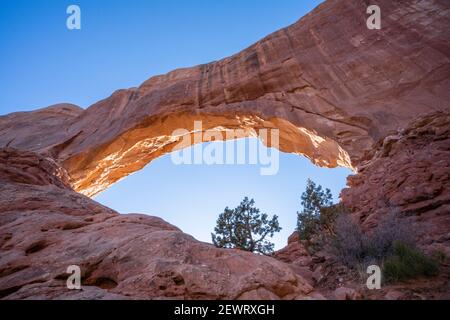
[0,0,449,299]
[1,0,449,196]
[274,113,450,299]
[0,149,314,299]
[342,112,450,255]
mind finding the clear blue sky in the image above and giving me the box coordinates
[0,0,352,249]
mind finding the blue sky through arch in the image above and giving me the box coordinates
[0,0,351,250]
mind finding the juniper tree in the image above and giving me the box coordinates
[211,197,281,255]
[297,179,333,240]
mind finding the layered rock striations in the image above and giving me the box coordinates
[341,112,450,255]
[0,148,314,299]
[1,0,449,196]
[0,0,449,299]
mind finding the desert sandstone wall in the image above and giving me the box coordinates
[0,0,449,299]
[1,0,449,196]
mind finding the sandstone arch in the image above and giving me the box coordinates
[1,0,449,300]
[1,0,449,197]
[63,111,354,196]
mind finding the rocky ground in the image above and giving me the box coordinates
[274,232,449,300]
[1,112,448,300]
[274,112,450,300]
[0,149,315,300]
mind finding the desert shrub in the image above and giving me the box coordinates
[368,211,416,260]
[332,214,371,267]
[320,203,348,229]
[306,204,348,254]
[333,212,417,267]
[383,242,439,282]
[297,213,317,241]
[211,197,281,255]
[332,211,439,283]
[297,179,333,240]
[431,250,447,264]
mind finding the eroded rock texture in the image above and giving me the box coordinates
[273,112,450,299]
[1,0,449,196]
[342,112,450,255]
[0,149,314,299]
[0,0,449,300]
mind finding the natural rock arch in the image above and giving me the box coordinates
[0,0,449,300]
[1,0,448,197]
[63,110,354,196]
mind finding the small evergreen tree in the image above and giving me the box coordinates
[297,179,333,240]
[211,197,281,255]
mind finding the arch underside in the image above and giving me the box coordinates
[0,0,448,197]
[63,111,355,197]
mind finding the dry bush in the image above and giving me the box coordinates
[368,211,417,260]
[332,214,371,267]
[332,210,440,283]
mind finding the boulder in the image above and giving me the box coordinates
[333,287,361,300]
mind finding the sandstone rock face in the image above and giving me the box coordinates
[1,0,449,196]
[341,112,450,254]
[0,149,314,299]
[272,232,309,264]
[0,0,449,300]
[274,112,450,299]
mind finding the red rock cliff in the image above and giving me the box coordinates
[1,0,449,196]
[0,0,449,299]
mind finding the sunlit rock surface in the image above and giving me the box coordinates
[0,0,449,299]
[1,0,449,196]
